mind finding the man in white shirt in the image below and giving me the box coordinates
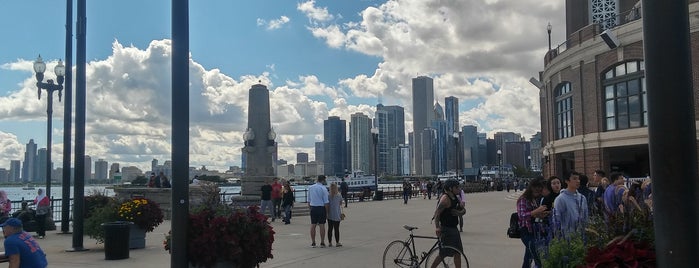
[308,175,329,248]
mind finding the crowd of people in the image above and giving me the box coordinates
[147,172,172,188]
[515,170,653,267]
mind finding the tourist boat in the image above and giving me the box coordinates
[437,171,462,183]
[326,170,378,191]
[22,184,36,190]
[226,178,241,186]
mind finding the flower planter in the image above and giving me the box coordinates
[129,224,146,249]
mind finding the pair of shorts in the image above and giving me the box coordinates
[440,227,463,256]
[310,206,327,224]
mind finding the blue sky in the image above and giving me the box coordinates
[0,0,565,172]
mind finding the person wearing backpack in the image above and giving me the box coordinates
[516,177,549,268]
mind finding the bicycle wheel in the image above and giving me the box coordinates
[383,240,416,268]
[423,245,469,268]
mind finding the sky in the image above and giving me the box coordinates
[0,0,565,172]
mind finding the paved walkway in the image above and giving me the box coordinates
[15,190,524,267]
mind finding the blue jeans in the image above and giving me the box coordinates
[520,228,541,268]
[283,204,292,222]
[260,200,274,219]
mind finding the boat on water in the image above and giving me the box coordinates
[326,170,377,191]
[22,184,35,190]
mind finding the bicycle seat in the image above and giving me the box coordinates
[403,225,418,231]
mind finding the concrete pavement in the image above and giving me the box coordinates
[19,190,524,267]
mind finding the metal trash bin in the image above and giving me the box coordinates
[102,221,131,260]
[373,190,384,201]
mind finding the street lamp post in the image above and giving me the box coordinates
[33,55,65,199]
[547,22,552,51]
[497,149,502,180]
[452,132,459,180]
[371,127,379,188]
[527,155,532,175]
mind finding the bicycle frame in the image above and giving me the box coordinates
[403,228,443,266]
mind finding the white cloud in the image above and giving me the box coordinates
[257,16,291,30]
[297,0,335,24]
[298,0,563,138]
[0,40,333,171]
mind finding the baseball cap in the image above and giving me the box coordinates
[0,218,22,228]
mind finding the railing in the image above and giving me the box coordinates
[546,7,643,66]
[8,197,71,225]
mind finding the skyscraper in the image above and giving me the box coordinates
[375,104,405,175]
[95,159,108,180]
[37,148,48,182]
[21,139,37,182]
[445,96,459,171]
[432,102,447,175]
[461,125,480,180]
[85,155,92,180]
[323,116,347,176]
[412,76,435,175]
[314,141,324,163]
[10,160,21,182]
[350,112,372,174]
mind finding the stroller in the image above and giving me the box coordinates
[8,201,39,232]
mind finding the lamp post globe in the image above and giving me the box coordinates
[33,55,65,199]
[497,149,502,179]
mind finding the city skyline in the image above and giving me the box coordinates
[0,0,563,172]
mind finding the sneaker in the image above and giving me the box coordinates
[320,243,326,248]
[336,243,342,247]
[38,236,44,239]
[311,243,316,248]
[328,243,333,247]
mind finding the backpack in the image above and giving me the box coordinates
[507,212,521,238]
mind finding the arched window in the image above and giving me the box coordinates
[555,82,574,139]
[603,60,646,131]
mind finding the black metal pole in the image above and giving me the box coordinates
[45,92,53,199]
[69,0,87,252]
[171,0,190,267]
[642,0,699,266]
[61,0,73,234]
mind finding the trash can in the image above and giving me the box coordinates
[373,190,384,201]
[102,221,131,260]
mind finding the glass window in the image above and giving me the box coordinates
[605,70,614,79]
[555,82,574,139]
[602,60,646,131]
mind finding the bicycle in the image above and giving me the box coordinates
[383,225,469,268]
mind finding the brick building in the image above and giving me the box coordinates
[538,0,699,179]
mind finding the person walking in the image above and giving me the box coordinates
[260,179,274,221]
[271,178,283,220]
[516,177,549,268]
[430,179,466,268]
[402,180,412,204]
[604,173,627,214]
[159,172,171,188]
[327,183,344,247]
[553,172,589,237]
[33,188,50,239]
[340,177,349,208]
[308,175,329,248]
[1,218,48,267]
[281,181,295,224]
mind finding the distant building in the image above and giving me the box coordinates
[314,141,324,163]
[84,155,92,180]
[350,112,372,173]
[36,148,48,182]
[0,168,8,182]
[375,104,405,176]
[21,139,37,182]
[431,102,447,175]
[412,76,435,175]
[323,116,347,176]
[95,159,108,180]
[120,166,143,181]
[445,96,459,171]
[297,153,309,163]
[10,160,21,182]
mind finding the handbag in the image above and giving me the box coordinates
[340,212,346,221]
[507,212,521,238]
